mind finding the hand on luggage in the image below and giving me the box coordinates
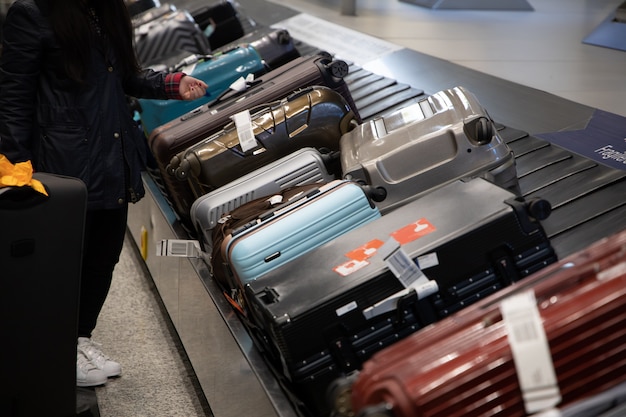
[179,76,208,100]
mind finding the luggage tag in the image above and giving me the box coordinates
[157,239,202,258]
[205,73,255,105]
[231,109,259,153]
[500,291,561,414]
[362,238,439,320]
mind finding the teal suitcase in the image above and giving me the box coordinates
[137,29,299,135]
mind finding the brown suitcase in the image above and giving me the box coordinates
[345,228,626,417]
[147,52,358,228]
[169,86,354,199]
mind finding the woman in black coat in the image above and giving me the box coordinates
[0,0,208,387]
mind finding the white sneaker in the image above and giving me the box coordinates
[77,337,122,378]
[77,348,107,387]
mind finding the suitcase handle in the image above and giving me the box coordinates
[505,196,552,234]
[229,186,322,237]
[0,186,49,210]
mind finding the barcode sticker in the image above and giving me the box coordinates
[500,291,561,414]
[362,238,439,320]
[232,110,258,153]
[157,239,201,258]
[379,238,426,288]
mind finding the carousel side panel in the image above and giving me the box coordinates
[127,172,293,417]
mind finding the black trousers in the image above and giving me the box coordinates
[77,206,128,339]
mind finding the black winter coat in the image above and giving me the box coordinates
[0,0,171,209]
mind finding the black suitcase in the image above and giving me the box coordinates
[125,0,160,17]
[243,178,557,417]
[148,52,359,227]
[0,173,87,417]
[246,27,300,70]
[184,0,246,50]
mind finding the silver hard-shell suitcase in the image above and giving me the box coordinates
[189,147,339,253]
[340,86,520,213]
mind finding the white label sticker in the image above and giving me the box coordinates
[380,238,426,288]
[362,238,439,320]
[229,76,248,92]
[416,252,439,269]
[500,291,561,414]
[232,109,258,153]
[157,239,201,258]
[336,301,358,317]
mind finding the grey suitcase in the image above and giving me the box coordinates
[340,86,520,213]
[133,8,211,66]
[189,147,340,254]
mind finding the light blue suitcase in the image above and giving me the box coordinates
[220,179,381,285]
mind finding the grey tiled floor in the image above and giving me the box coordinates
[93,234,212,417]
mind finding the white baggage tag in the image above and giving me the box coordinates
[229,76,247,92]
[229,74,254,92]
[231,109,259,153]
[500,291,561,414]
[157,239,201,258]
[363,238,439,319]
[379,238,425,288]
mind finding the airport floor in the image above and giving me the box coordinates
[89,0,626,416]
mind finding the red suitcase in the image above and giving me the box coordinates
[345,228,626,417]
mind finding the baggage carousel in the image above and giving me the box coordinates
[126,1,626,416]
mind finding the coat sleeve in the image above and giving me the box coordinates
[123,68,172,100]
[123,68,188,101]
[0,1,44,163]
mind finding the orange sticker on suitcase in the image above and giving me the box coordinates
[391,218,436,245]
[345,239,385,261]
[334,259,370,277]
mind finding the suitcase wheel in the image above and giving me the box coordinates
[327,372,359,417]
[528,197,552,221]
[165,156,180,177]
[174,159,191,181]
[329,60,350,79]
[276,29,292,45]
